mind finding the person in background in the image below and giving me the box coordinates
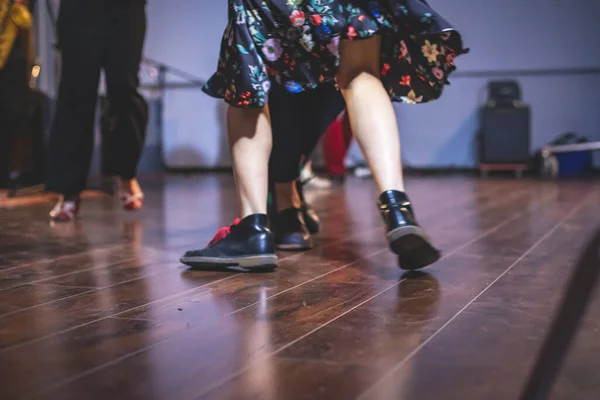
[299,109,353,188]
[321,109,353,183]
[0,0,35,188]
[47,0,148,221]
[267,81,346,250]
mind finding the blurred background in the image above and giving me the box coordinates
[5,0,600,190]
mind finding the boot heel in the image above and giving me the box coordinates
[378,190,441,270]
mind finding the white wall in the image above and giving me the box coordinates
[144,0,229,168]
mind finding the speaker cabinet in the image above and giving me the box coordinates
[479,105,531,165]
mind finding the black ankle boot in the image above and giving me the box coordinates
[378,190,440,270]
[296,179,320,234]
[272,207,313,250]
[180,214,277,271]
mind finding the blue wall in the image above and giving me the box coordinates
[140,0,600,168]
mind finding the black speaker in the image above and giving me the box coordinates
[479,104,531,164]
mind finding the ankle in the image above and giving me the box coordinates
[274,181,301,212]
[378,183,405,194]
[120,178,142,195]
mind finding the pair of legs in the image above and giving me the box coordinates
[46,0,148,219]
[267,83,346,249]
[229,36,404,218]
[268,82,346,212]
[0,36,30,188]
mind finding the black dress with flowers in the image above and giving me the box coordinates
[203,0,468,108]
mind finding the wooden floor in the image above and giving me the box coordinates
[1,174,599,400]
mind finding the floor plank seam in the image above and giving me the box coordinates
[0,244,128,274]
[0,255,176,293]
[32,282,98,290]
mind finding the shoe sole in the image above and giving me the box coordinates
[179,254,278,271]
[388,226,441,271]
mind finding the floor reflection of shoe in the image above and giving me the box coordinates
[378,190,441,270]
[49,198,80,222]
[272,207,313,251]
[180,214,277,271]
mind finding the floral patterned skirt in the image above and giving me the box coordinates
[203,0,468,108]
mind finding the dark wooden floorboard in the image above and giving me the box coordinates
[35,180,574,400]
[0,177,501,398]
[0,175,598,400]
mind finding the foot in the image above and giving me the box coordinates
[119,178,144,211]
[49,197,80,222]
[180,214,277,271]
[296,180,320,234]
[272,207,313,251]
[120,191,144,211]
[378,190,440,270]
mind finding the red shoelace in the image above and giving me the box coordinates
[208,218,241,246]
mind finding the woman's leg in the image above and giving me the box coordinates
[179,104,276,270]
[268,85,307,213]
[337,36,404,193]
[227,105,272,217]
[336,36,439,270]
[103,0,148,209]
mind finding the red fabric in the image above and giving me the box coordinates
[208,218,241,246]
[322,110,353,177]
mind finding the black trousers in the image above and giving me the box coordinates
[268,83,346,183]
[0,36,30,187]
[46,0,148,197]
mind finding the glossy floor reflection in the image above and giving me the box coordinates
[0,174,599,400]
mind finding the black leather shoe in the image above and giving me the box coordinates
[180,214,277,271]
[272,207,313,251]
[296,180,320,234]
[378,190,441,270]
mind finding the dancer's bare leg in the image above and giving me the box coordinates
[336,35,439,270]
[227,106,272,217]
[337,35,404,192]
[179,105,277,270]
